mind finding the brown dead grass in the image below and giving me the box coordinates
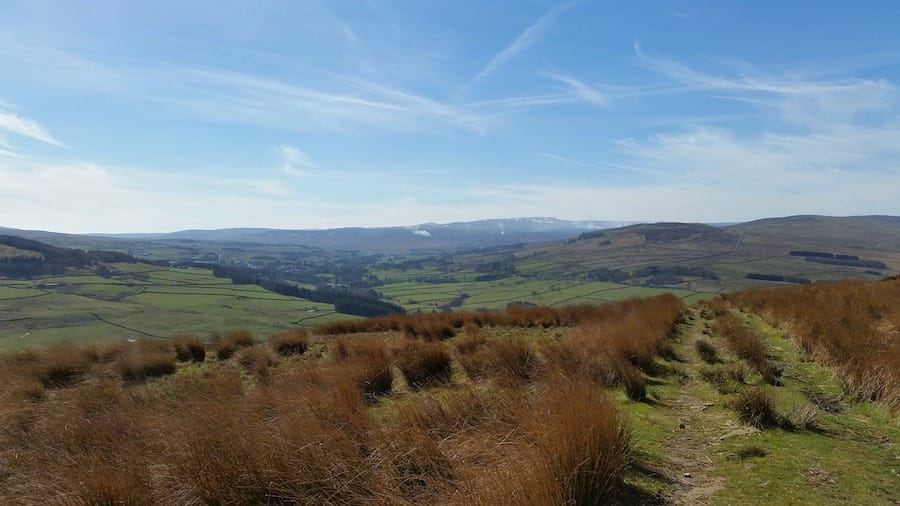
[0,295,686,504]
[268,328,309,357]
[172,335,206,362]
[214,329,256,360]
[725,279,900,408]
[395,341,454,389]
[714,312,780,385]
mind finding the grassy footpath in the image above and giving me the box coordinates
[617,306,900,504]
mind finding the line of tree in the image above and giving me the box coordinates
[789,250,863,261]
[440,293,470,312]
[805,257,886,270]
[746,273,811,284]
[212,265,404,317]
[0,235,137,278]
[789,250,835,259]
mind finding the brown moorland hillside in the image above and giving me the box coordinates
[1,280,899,504]
[0,295,684,505]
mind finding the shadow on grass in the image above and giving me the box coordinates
[613,460,675,505]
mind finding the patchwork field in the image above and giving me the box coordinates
[0,264,353,351]
[376,276,713,314]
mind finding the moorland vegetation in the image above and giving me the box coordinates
[0,278,899,504]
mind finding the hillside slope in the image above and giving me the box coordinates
[0,281,897,504]
[449,215,900,293]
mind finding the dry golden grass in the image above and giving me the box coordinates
[235,344,276,379]
[395,340,454,390]
[725,279,900,408]
[213,329,256,360]
[714,312,780,385]
[542,294,686,391]
[316,302,633,337]
[329,336,394,399]
[458,335,540,385]
[172,335,206,362]
[0,295,685,504]
[268,328,309,356]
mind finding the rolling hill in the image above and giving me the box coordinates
[446,215,900,293]
[4,215,900,346]
[1,217,635,254]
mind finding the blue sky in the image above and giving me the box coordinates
[1,1,899,233]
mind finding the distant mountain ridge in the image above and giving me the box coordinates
[1,218,640,253]
[445,214,900,292]
[2,215,899,256]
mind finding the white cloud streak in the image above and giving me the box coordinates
[634,44,897,124]
[538,152,665,177]
[460,3,572,95]
[0,40,497,134]
[542,73,608,107]
[279,145,318,176]
[0,146,23,158]
[0,111,65,147]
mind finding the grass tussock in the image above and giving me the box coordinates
[214,329,256,360]
[725,279,900,408]
[117,350,176,383]
[528,380,631,503]
[542,294,686,395]
[395,341,454,389]
[235,345,276,379]
[733,386,781,429]
[330,337,394,398]
[172,335,206,362]
[34,343,96,387]
[458,335,539,384]
[456,378,630,505]
[268,328,309,356]
[613,360,647,401]
[695,338,719,363]
[699,362,748,394]
[714,312,780,385]
[454,326,487,355]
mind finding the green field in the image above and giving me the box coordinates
[0,244,42,258]
[377,276,712,313]
[0,264,354,351]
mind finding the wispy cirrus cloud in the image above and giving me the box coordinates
[279,145,318,176]
[616,124,900,186]
[0,39,495,134]
[528,49,900,221]
[538,152,664,177]
[0,146,23,158]
[459,3,574,96]
[633,43,897,124]
[245,178,290,196]
[542,73,608,107]
[0,111,65,147]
